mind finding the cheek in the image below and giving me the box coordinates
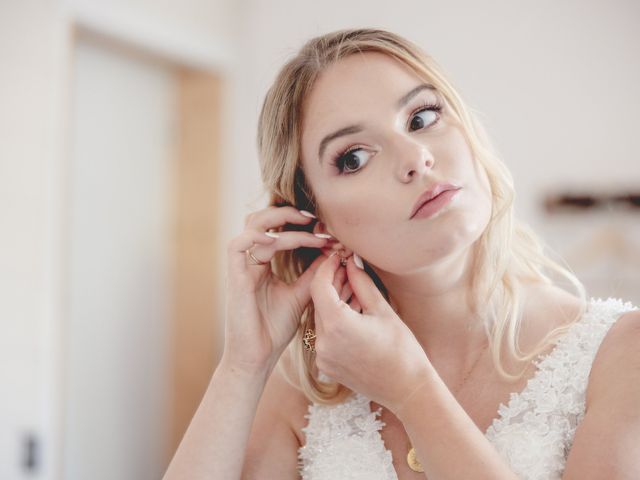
[322,191,394,246]
[325,195,377,231]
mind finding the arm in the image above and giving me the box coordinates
[162,359,271,480]
[394,367,519,480]
[241,355,307,479]
[164,205,328,478]
[163,355,304,480]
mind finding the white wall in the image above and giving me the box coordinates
[71,0,238,50]
[68,0,236,72]
[225,0,640,301]
[0,1,238,478]
[228,0,640,226]
[0,2,69,478]
[63,37,175,480]
[1,0,638,478]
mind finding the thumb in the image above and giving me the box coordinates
[291,253,329,307]
[345,254,389,315]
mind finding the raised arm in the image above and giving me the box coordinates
[162,206,329,479]
[163,356,306,480]
[162,359,271,480]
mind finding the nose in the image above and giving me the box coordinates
[392,135,435,182]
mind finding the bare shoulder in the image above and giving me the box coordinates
[586,307,640,408]
[561,307,640,478]
[519,282,586,350]
[524,282,585,317]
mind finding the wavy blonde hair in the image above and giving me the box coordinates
[255,28,587,405]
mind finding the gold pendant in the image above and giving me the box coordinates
[407,447,424,473]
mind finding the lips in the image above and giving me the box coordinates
[410,183,461,218]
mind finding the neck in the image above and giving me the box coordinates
[373,244,488,368]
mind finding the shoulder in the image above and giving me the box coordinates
[586,305,640,408]
[561,305,640,478]
[519,283,586,350]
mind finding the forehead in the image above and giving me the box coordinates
[304,52,423,118]
[301,52,427,155]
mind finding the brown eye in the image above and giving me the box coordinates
[333,147,371,174]
[409,108,439,132]
[343,151,362,171]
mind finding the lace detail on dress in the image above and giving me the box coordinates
[484,297,637,480]
[297,297,638,480]
[297,392,397,480]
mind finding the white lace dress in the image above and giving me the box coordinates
[297,297,638,480]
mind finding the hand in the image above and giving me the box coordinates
[222,206,330,375]
[310,252,433,413]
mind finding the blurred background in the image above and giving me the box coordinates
[1,0,638,478]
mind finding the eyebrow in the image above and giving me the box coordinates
[317,83,436,163]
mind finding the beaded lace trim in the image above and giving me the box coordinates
[297,297,638,480]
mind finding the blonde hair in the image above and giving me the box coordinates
[256,28,587,405]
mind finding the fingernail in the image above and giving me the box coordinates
[314,233,332,239]
[353,253,364,269]
[300,210,316,218]
[265,231,280,238]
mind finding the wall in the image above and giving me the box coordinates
[63,36,175,480]
[225,0,640,305]
[0,1,238,478]
[0,2,70,478]
[1,1,638,478]
[227,0,640,240]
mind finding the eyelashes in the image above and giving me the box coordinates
[329,100,443,175]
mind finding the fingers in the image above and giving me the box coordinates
[227,229,278,273]
[349,295,363,314]
[333,263,347,294]
[338,269,363,313]
[311,254,360,314]
[290,253,329,309]
[339,278,352,303]
[345,255,387,315]
[228,205,330,276]
[312,254,364,349]
[246,230,328,265]
[244,205,317,231]
[311,252,343,336]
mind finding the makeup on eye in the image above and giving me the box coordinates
[407,100,443,131]
[330,145,372,175]
[329,100,444,175]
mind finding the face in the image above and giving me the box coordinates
[300,52,492,275]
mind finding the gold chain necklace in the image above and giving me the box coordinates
[405,341,489,473]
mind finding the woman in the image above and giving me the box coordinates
[163,28,640,480]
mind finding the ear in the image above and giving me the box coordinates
[312,221,352,258]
